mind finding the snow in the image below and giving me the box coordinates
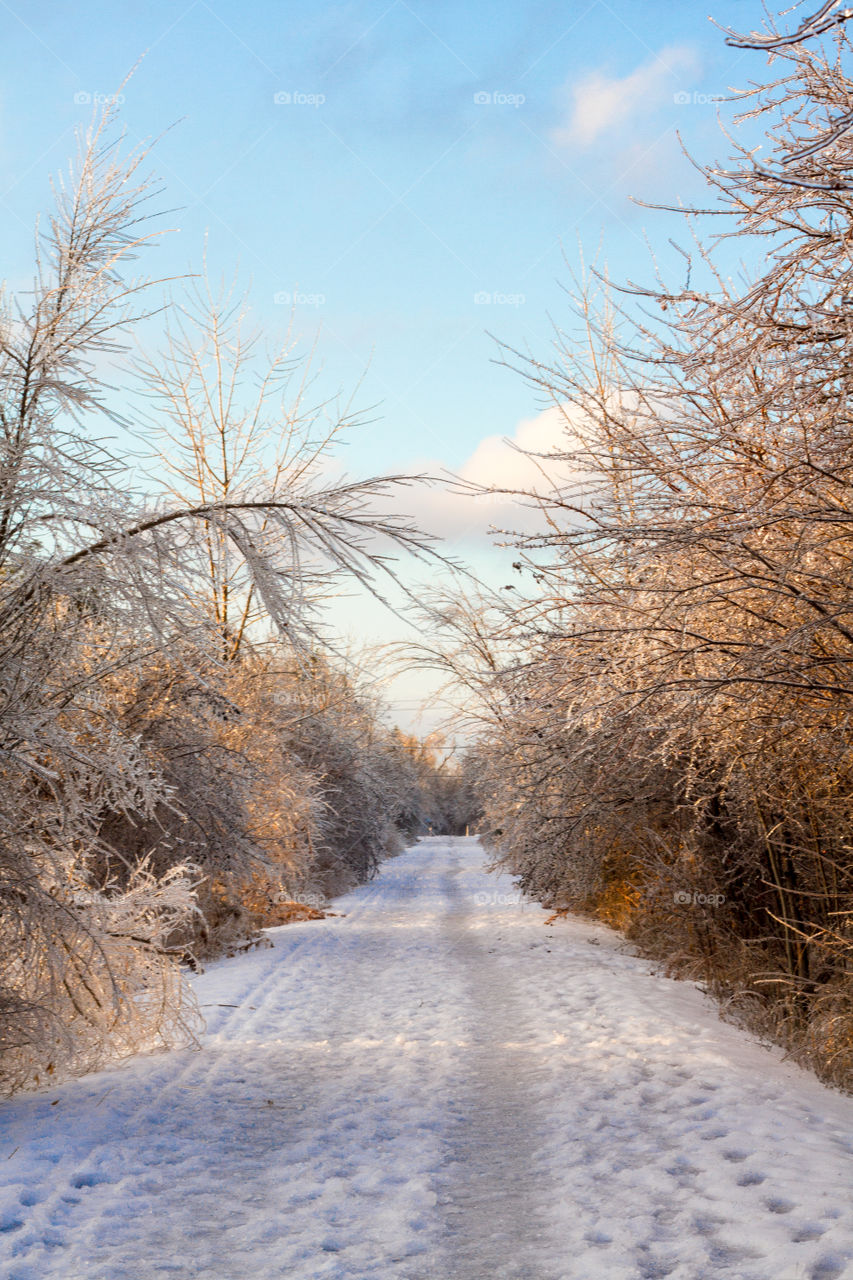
[1,835,852,1280]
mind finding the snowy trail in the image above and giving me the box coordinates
[2,837,853,1280]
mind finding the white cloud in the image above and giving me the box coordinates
[553,45,697,149]
[399,404,590,547]
[323,405,603,735]
[457,405,573,490]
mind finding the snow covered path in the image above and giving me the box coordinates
[2,836,853,1280]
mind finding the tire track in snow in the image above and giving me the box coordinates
[2,838,853,1280]
[427,852,563,1280]
[1,857,465,1279]
[1,925,337,1280]
[1,907,347,1280]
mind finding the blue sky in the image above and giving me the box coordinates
[0,0,764,732]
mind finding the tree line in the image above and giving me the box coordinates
[434,2,853,1089]
[0,110,477,1094]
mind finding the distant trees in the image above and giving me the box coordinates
[137,271,373,660]
[383,729,482,836]
[442,2,853,1086]
[0,106,443,1093]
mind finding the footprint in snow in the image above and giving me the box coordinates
[791,1223,826,1243]
[693,1214,727,1237]
[709,1240,765,1265]
[637,1260,676,1279]
[811,1258,849,1280]
[765,1196,797,1214]
[70,1171,113,1189]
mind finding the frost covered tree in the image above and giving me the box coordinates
[137,271,393,660]
[446,1,853,1085]
[0,104,440,1092]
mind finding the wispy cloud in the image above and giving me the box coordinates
[396,405,588,546]
[552,45,698,149]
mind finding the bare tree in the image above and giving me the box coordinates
[445,2,853,1086]
[136,271,395,659]
[0,102,443,1092]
